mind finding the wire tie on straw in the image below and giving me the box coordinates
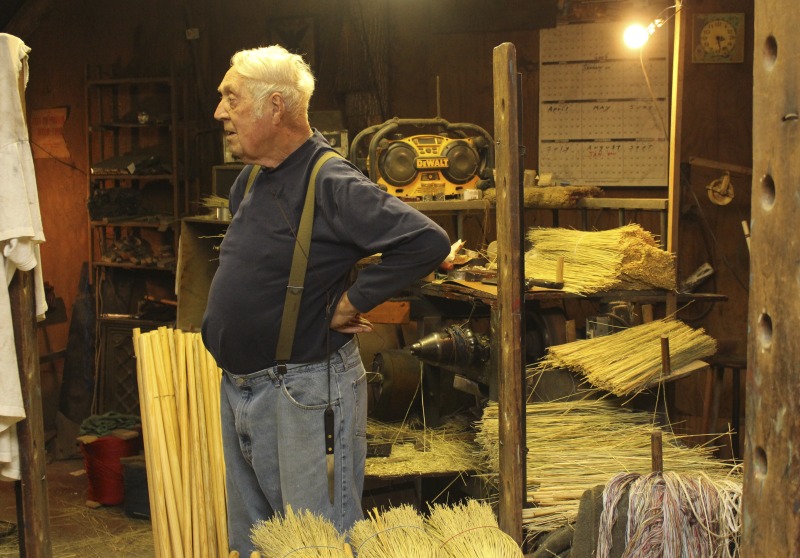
[438,525,506,548]
[281,545,345,557]
[356,524,431,554]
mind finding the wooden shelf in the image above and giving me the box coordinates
[90,216,175,229]
[94,262,175,271]
[89,173,175,181]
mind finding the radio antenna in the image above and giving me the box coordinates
[436,75,441,118]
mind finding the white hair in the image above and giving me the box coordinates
[230,45,315,120]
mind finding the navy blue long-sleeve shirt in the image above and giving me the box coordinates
[201,131,451,374]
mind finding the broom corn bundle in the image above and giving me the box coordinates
[475,400,739,536]
[251,505,346,558]
[533,318,718,396]
[134,327,228,557]
[349,504,437,558]
[524,224,675,294]
[426,499,523,557]
[365,418,480,478]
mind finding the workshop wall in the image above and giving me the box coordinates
[7,0,752,436]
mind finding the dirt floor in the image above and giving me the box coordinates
[0,458,155,558]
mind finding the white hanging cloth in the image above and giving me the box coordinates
[0,33,47,481]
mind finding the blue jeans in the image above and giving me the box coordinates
[220,339,368,555]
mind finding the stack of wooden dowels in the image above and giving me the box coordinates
[133,327,228,557]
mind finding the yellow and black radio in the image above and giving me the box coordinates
[349,117,494,199]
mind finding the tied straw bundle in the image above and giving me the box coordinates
[597,471,742,558]
[524,224,675,294]
[364,418,480,478]
[531,318,717,397]
[133,327,228,558]
[251,500,521,558]
[426,499,523,558]
[251,505,347,558]
[475,400,739,537]
[349,504,437,558]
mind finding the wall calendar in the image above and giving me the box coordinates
[539,21,670,187]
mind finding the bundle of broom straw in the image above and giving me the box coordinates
[482,185,603,208]
[426,499,523,557]
[349,504,437,558]
[597,470,742,558]
[475,400,738,537]
[531,318,717,396]
[251,505,347,558]
[250,500,521,558]
[133,327,228,558]
[524,224,675,294]
[365,418,480,478]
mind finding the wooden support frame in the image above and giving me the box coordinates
[666,0,686,317]
[9,271,53,557]
[492,42,525,545]
[743,0,800,554]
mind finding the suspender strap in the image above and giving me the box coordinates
[243,164,262,198]
[274,150,341,365]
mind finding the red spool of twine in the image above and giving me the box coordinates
[81,435,142,505]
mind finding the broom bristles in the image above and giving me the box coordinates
[349,505,436,558]
[251,505,345,557]
[475,400,740,536]
[532,318,717,396]
[524,224,675,294]
[426,500,523,558]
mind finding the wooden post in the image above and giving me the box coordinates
[9,271,53,557]
[651,430,663,474]
[743,1,800,555]
[666,0,685,317]
[493,42,525,545]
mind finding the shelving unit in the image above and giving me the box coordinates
[85,70,188,413]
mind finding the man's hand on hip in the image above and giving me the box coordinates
[330,291,373,334]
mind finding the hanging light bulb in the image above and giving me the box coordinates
[624,18,666,49]
[624,23,651,48]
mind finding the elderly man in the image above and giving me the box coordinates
[201,45,451,554]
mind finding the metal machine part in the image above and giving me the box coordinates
[368,350,423,422]
[407,324,490,370]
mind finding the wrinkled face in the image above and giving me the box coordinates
[214,68,271,163]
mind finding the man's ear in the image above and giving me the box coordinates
[269,92,284,122]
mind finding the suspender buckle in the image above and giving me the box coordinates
[276,362,288,377]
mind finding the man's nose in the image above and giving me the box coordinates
[214,100,228,121]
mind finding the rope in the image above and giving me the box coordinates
[355,524,431,554]
[438,524,506,549]
[281,545,345,557]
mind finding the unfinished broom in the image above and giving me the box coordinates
[531,318,717,396]
[426,499,523,557]
[250,505,346,558]
[524,224,675,294]
[349,504,437,558]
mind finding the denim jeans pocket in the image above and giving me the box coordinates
[280,362,337,409]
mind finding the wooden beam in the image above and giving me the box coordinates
[666,1,686,317]
[492,42,525,545]
[9,271,53,558]
[743,1,800,555]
